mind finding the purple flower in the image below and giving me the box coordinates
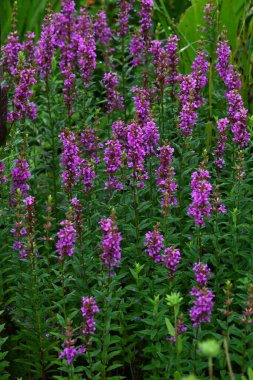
[190,287,215,327]
[129,0,153,66]
[117,0,131,37]
[81,296,99,336]
[156,145,178,213]
[132,86,152,125]
[203,2,215,26]
[11,159,31,198]
[143,120,159,155]
[144,226,164,263]
[126,122,148,186]
[80,128,103,164]
[76,8,96,87]
[2,31,21,74]
[71,197,83,242]
[104,139,123,191]
[99,217,122,268]
[225,90,249,147]
[94,11,112,46]
[193,261,212,287]
[162,247,181,279]
[59,129,84,192]
[59,346,85,365]
[21,32,36,63]
[213,118,229,169]
[56,219,76,260]
[188,168,212,227]
[178,49,209,136]
[8,65,37,123]
[149,35,180,94]
[82,160,96,192]
[35,13,56,79]
[103,72,124,113]
[112,120,128,142]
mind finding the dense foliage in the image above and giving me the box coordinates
[1,1,253,379]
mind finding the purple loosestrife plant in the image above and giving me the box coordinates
[82,160,96,192]
[225,90,249,147]
[59,129,84,193]
[162,247,181,279]
[132,86,152,126]
[188,166,212,228]
[81,296,99,338]
[59,320,85,365]
[99,215,122,268]
[117,0,131,37]
[190,262,214,327]
[21,32,36,63]
[130,0,153,66]
[76,8,96,87]
[103,72,124,113]
[156,145,178,215]
[80,128,103,164]
[54,0,77,116]
[94,11,112,47]
[8,56,37,123]
[71,197,83,242]
[56,215,76,261]
[11,158,31,198]
[35,12,56,79]
[143,120,159,155]
[126,122,148,187]
[104,139,123,191]
[178,48,209,136]
[144,225,164,263]
[213,118,229,169]
[2,31,21,75]
[11,189,28,259]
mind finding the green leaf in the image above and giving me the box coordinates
[165,318,175,337]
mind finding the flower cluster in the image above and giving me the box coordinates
[179,49,209,136]
[82,160,96,192]
[59,320,85,365]
[11,158,31,198]
[104,139,123,191]
[213,118,229,169]
[99,216,122,268]
[103,72,124,113]
[56,218,76,260]
[81,296,99,336]
[156,145,178,214]
[149,35,180,94]
[76,8,96,87]
[126,122,148,186]
[80,128,103,164]
[59,129,83,192]
[132,86,152,125]
[71,197,83,242]
[144,226,164,263]
[162,247,181,279]
[2,31,21,74]
[190,262,214,327]
[130,0,153,66]
[117,0,131,37]
[188,167,212,227]
[35,12,56,79]
[94,11,112,46]
[8,64,37,123]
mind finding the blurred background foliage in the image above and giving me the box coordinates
[1,0,252,110]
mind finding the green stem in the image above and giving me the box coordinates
[208,357,213,380]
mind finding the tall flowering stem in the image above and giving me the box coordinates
[104,139,123,193]
[144,225,164,263]
[99,214,122,269]
[103,72,124,113]
[156,144,178,217]
[59,129,83,195]
[190,262,214,328]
